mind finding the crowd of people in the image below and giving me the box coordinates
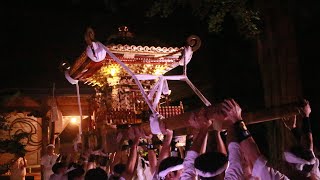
[39,99,320,180]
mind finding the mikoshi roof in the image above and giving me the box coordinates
[68,43,183,87]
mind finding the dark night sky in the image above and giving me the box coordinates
[1,0,264,103]
[1,1,320,148]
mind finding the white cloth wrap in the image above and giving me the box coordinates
[65,71,78,85]
[283,151,316,171]
[195,162,229,178]
[178,46,193,66]
[158,164,184,178]
[149,114,162,134]
[86,41,107,62]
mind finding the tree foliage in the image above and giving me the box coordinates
[146,0,261,39]
[0,115,29,175]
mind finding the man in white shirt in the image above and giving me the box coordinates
[41,144,59,180]
[222,99,289,180]
[158,156,184,180]
[181,108,228,180]
[282,99,320,179]
[49,162,67,180]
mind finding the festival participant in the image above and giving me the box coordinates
[181,109,227,179]
[181,108,229,180]
[66,164,85,180]
[222,99,289,180]
[158,156,184,180]
[153,129,174,180]
[10,156,27,180]
[49,162,67,180]
[41,144,59,180]
[282,99,320,179]
[109,163,126,180]
[109,126,146,180]
[85,167,108,180]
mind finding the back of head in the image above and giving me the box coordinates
[158,156,184,179]
[52,162,66,174]
[194,152,228,178]
[68,166,85,180]
[85,167,108,180]
[113,163,126,175]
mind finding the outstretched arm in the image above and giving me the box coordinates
[121,126,149,180]
[157,129,173,165]
[181,109,212,180]
[148,148,157,175]
[146,136,157,175]
[215,130,227,155]
[300,99,313,150]
[122,131,140,180]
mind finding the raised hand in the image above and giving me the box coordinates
[211,108,226,131]
[221,99,243,123]
[302,99,311,118]
[282,115,297,130]
[189,108,212,129]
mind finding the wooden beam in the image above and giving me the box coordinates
[104,102,302,141]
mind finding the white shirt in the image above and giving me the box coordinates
[136,156,153,180]
[224,142,244,180]
[180,150,199,180]
[41,154,59,180]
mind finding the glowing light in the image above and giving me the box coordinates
[110,68,117,76]
[71,117,77,124]
[107,76,120,86]
[154,65,166,75]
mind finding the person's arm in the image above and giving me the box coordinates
[224,119,244,180]
[215,130,227,155]
[222,99,289,180]
[109,138,125,172]
[22,157,27,168]
[190,128,209,154]
[157,129,173,165]
[148,148,157,175]
[147,136,157,175]
[222,99,261,164]
[300,99,313,150]
[122,136,139,180]
[300,100,320,179]
[181,110,211,180]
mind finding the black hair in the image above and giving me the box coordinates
[52,162,66,174]
[113,163,126,175]
[158,156,184,176]
[99,156,109,166]
[68,166,85,180]
[85,167,108,180]
[194,152,228,177]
